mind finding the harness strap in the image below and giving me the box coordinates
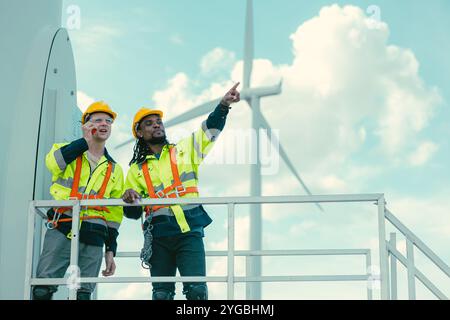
[70,156,83,198]
[141,147,197,233]
[55,156,114,215]
[47,215,107,229]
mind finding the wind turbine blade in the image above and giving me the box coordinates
[164,98,220,128]
[115,98,220,149]
[240,83,282,101]
[115,138,134,149]
[259,114,324,212]
[243,0,253,89]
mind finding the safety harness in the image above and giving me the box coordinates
[46,156,113,230]
[139,146,198,268]
[141,146,198,215]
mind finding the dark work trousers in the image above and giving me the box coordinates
[35,228,103,294]
[149,232,206,297]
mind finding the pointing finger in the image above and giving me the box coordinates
[229,82,240,91]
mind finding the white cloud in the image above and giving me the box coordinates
[207,216,250,251]
[387,192,450,248]
[289,221,318,237]
[231,59,283,88]
[152,72,192,118]
[319,175,348,192]
[106,4,447,300]
[200,47,236,75]
[153,75,238,114]
[170,34,184,45]
[154,4,442,199]
[408,141,439,166]
[281,4,440,167]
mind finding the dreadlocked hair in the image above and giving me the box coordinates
[129,138,148,166]
[129,137,170,166]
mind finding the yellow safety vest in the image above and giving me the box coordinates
[125,122,218,233]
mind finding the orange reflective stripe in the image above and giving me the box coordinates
[57,156,80,213]
[170,147,182,186]
[141,161,157,198]
[48,215,107,228]
[177,186,198,197]
[58,206,110,214]
[55,157,113,214]
[70,156,83,198]
[142,161,159,214]
[97,162,113,197]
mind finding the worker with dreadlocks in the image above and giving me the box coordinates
[122,83,240,300]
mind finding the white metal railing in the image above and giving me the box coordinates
[24,193,444,300]
[385,208,450,300]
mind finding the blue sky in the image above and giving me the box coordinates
[62,0,449,299]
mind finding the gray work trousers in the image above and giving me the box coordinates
[35,228,103,294]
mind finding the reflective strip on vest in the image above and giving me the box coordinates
[106,221,120,230]
[201,120,221,142]
[82,217,107,227]
[55,156,113,215]
[54,149,67,171]
[141,146,197,233]
[145,172,196,195]
[55,177,75,189]
[57,212,107,227]
[171,205,190,233]
[152,204,200,217]
[172,171,197,184]
[192,133,207,160]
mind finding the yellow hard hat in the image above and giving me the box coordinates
[81,101,117,124]
[132,108,164,138]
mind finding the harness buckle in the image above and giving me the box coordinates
[156,190,165,198]
[46,209,62,230]
[175,185,185,196]
[46,221,57,230]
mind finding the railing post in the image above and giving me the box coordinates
[377,195,389,299]
[68,201,81,300]
[366,251,373,300]
[406,238,416,299]
[227,203,235,300]
[24,201,36,300]
[389,233,397,300]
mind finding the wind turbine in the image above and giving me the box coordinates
[116,0,322,299]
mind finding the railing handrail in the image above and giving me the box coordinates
[25,195,450,300]
[115,249,371,258]
[25,195,379,300]
[30,274,371,285]
[385,208,450,277]
[31,193,384,208]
